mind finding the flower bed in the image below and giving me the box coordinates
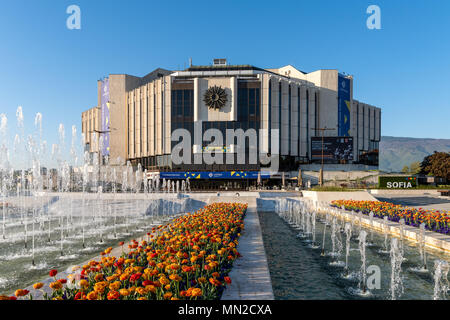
[2,202,247,300]
[331,200,450,234]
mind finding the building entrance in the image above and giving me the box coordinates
[189,179,255,191]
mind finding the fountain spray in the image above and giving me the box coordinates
[383,216,389,252]
[0,113,7,240]
[419,223,427,270]
[21,170,28,249]
[98,185,103,243]
[29,133,43,267]
[389,238,404,300]
[343,222,352,276]
[433,260,449,300]
[311,210,316,245]
[331,217,337,256]
[81,148,89,249]
[369,211,374,243]
[358,230,368,294]
[399,218,405,257]
[321,213,329,256]
[1,177,6,240]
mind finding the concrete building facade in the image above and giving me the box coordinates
[81,60,381,186]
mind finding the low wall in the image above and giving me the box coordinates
[294,164,378,172]
[369,189,441,196]
[302,191,379,203]
[297,170,378,186]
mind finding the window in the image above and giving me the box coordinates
[288,85,291,154]
[378,109,381,141]
[278,81,282,155]
[249,88,255,117]
[306,90,309,157]
[315,92,318,136]
[298,87,301,156]
[170,87,194,156]
[140,92,142,155]
[362,106,365,150]
[356,104,359,151]
[268,79,272,154]
[237,80,260,129]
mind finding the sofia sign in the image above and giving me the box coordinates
[379,176,417,189]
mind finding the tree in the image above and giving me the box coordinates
[409,161,421,174]
[402,165,410,174]
[420,152,450,181]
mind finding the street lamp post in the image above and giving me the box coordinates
[312,127,336,186]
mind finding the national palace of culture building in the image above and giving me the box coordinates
[82,59,381,187]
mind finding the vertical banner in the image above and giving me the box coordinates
[338,74,351,136]
[101,78,110,156]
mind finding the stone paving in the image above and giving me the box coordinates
[374,195,450,211]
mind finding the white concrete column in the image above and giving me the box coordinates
[271,78,280,155]
[260,74,269,154]
[164,76,172,155]
[358,102,364,153]
[136,87,141,158]
[300,85,308,157]
[194,78,199,122]
[280,80,289,156]
[230,76,237,121]
[375,108,381,141]
[149,82,155,157]
[364,104,369,150]
[130,91,135,158]
[142,85,148,157]
[156,79,162,155]
[308,88,316,158]
[290,83,299,156]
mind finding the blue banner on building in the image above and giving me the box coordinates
[159,171,271,179]
[101,78,110,156]
[338,74,351,136]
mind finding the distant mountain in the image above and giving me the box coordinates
[379,136,450,173]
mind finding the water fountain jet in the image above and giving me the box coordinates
[343,222,352,277]
[433,260,449,300]
[389,238,404,300]
[419,223,427,271]
[358,230,368,294]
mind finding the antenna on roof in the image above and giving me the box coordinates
[189,57,192,67]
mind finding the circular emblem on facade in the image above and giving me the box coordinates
[203,85,228,110]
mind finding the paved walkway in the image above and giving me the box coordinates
[374,195,450,211]
[302,190,379,203]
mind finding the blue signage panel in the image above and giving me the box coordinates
[100,78,110,156]
[159,171,271,179]
[338,74,351,137]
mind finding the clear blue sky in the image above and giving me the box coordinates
[1,0,449,168]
